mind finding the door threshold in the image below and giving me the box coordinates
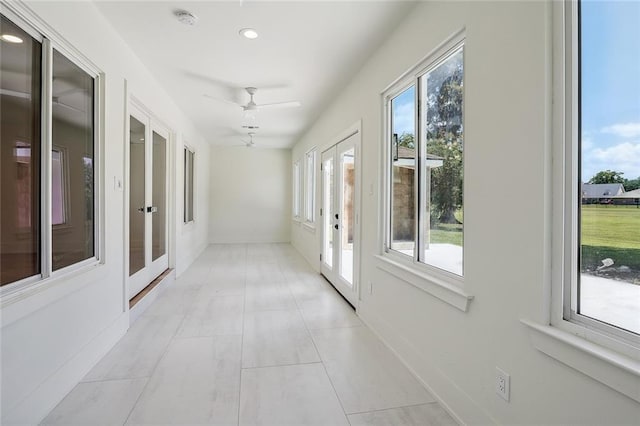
[320,273,355,310]
[129,268,172,309]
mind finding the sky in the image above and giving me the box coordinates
[581,0,640,183]
[391,1,640,184]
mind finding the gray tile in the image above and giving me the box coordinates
[296,291,362,329]
[176,295,244,338]
[83,315,183,381]
[244,283,297,312]
[239,363,349,426]
[312,327,434,414]
[348,403,458,426]
[142,287,198,316]
[126,336,242,425]
[41,378,147,425]
[242,310,319,368]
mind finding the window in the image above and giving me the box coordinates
[184,147,195,223]
[293,159,301,220]
[559,0,639,341]
[0,12,99,288]
[384,37,464,278]
[304,149,317,224]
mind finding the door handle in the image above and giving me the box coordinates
[147,206,158,213]
[334,224,339,230]
[335,213,339,219]
[137,207,145,212]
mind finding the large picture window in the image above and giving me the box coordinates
[0,12,99,288]
[384,39,464,277]
[563,0,639,339]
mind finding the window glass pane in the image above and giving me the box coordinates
[152,132,166,260]
[52,149,66,225]
[305,150,316,222]
[184,148,194,223]
[420,47,464,276]
[0,14,42,285]
[323,157,334,268]
[340,148,355,285]
[130,116,145,275]
[51,49,94,271]
[293,161,300,217]
[579,1,639,334]
[390,85,415,256]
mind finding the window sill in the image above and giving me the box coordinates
[302,222,316,233]
[521,319,640,403]
[374,254,473,312]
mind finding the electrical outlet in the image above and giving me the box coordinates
[496,367,510,402]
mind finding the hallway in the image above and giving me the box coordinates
[41,244,457,426]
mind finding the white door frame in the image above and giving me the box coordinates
[319,121,362,307]
[124,92,174,302]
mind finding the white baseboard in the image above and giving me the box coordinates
[358,305,495,426]
[2,313,129,425]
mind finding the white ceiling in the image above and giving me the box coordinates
[95,1,416,148]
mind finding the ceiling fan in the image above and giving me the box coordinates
[242,132,256,148]
[205,86,301,112]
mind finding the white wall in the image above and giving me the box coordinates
[291,1,640,424]
[0,2,209,423]
[209,146,291,244]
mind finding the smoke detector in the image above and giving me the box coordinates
[174,10,198,26]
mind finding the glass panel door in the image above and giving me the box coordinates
[129,115,146,276]
[152,131,166,261]
[320,131,360,307]
[339,147,355,286]
[321,152,334,270]
[128,105,170,300]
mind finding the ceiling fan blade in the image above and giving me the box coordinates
[257,100,301,110]
[203,94,242,107]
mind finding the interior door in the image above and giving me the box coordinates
[128,104,169,299]
[320,132,359,306]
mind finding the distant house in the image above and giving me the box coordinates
[581,183,625,204]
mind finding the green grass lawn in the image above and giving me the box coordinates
[430,209,463,246]
[581,205,640,281]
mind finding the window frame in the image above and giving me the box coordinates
[293,159,302,221]
[183,145,195,225]
[551,0,639,355]
[0,3,104,299]
[304,148,317,227]
[380,31,467,289]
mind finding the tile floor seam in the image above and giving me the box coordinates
[122,313,187,425]
[240,360,323,370]
[345,401,442,416]
[282,259,352,425]
[236,243,248,426]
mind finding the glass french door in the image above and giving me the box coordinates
[128,104,169,299]
[320,132,359,306]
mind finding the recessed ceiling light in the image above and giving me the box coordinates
[1,34,23,43]
[174,10,198,26]
[239,28,258,40]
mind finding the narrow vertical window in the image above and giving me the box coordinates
[51,49,95,271]
[293,160,301,219]
[0,15,42,285]
[419,47,464,276]
[575,1,639,335]
[184,147,195,223]
[305,149,316,223]
[389,85,416,257]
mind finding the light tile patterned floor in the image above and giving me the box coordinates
[41,244,457,426]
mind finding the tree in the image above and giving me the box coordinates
[425,51,464,224]
[624,177,640,191]
[589,170,625,184]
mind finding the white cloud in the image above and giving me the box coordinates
[393,102,414,135]
[583,141,640,180]
[601,122,640,138]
